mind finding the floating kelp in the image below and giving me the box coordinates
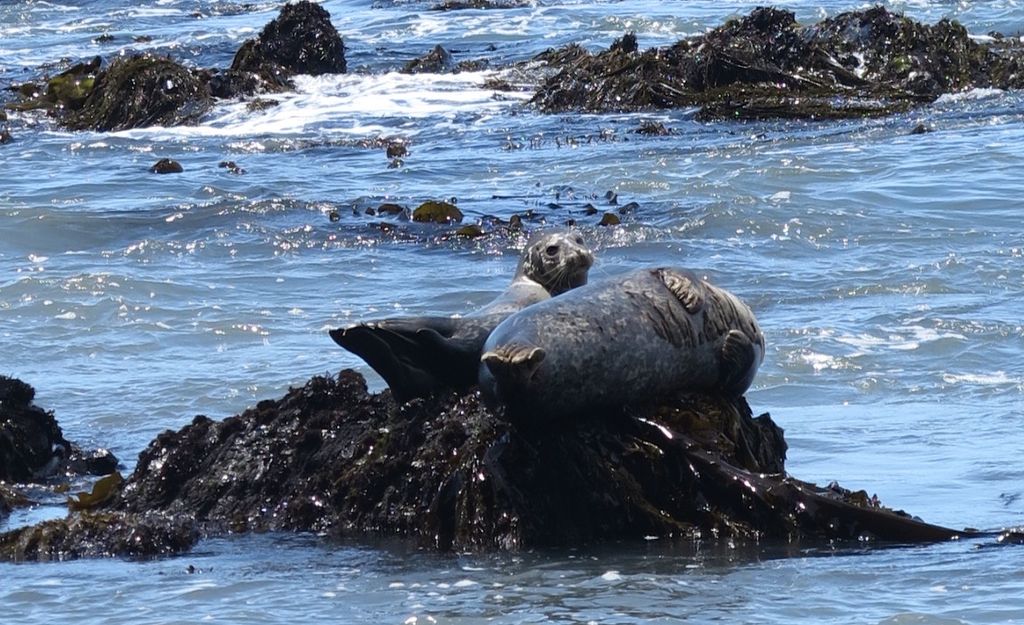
[67,472,124,512]
[412,200,464,224]
[532,6,1024,120]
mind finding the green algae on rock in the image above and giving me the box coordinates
[63,54,210,131]
[413,200,464,224]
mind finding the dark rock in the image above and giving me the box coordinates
[246,98,279,112]
[150,158,183,174]
[385,141,408,159]
[635,120,671,135]
[230,0,346,78]
[377,203,406,216]
[0,369,973,561]
[0,376,119,487]
[64,54,210,131]
[218,160,246,174]
[412,200,463,224]
[909,122,933,134]
[0,376,65,483]
[532,6,1024,120]
[0,128,11,145]
[598,212,621,226]
[403,45,453,74]
[0,111,6,122]
[455,224,486,237]
[93,33,116,44]
[133,35,154,43]
[0,512,199,562]
[618,201,640,215]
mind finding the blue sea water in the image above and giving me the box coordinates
[2,0,1024,623]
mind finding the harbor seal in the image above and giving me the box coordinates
[479,267,764,420]
[330,230,594,402]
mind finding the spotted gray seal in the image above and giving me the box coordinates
[479,267,764,420]
[330,230,594,402]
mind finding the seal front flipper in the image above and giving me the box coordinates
[481,343,545,389]
[717,329,761,397]
[657,268,705,314]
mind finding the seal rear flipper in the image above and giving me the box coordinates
[329,323,448,402]
[481,343,546,389]
[717,329,761,397]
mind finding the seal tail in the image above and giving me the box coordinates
[329,317,461,403]
[481,343,545,389]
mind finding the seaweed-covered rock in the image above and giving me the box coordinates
[1,377,69,483]
[403,45,454,74]
[0,369,970,560]
[0,512,199,562]
[0,376,118,513]
[63,54,211,131]
[211,1,345,98]
[532,6,1024,119]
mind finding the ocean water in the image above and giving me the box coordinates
[2,0,1024,623]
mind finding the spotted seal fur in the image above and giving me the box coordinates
[479,267,764,419]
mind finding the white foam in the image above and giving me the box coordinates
[111,71,529,140]
[934,88,1004,104]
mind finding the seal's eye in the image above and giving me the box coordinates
[545,245,559,256]
[574,236,584,244]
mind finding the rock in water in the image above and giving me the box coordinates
[0,376,119,487]
[0,370,972,561]
[64,54,210,131]
[231,0,346,77]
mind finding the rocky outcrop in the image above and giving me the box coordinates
[211,0,346,98]
[6,1,347,130]
[62,54,211,131]
[532,6,1024,119]
[0,370,972,561]
[0,376,118,484]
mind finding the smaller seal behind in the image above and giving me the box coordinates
[330,230,594,403]
[479,267,764,421]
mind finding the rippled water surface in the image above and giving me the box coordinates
[2,1,1024,623]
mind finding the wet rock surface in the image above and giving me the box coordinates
[532,6,1024,119]
[1,376,117,485]
[222,0,346,95]
[0,370,970,561]
[5,0,345,130]
[63,54,211,132]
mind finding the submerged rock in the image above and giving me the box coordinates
[0,370,969,560]
[412,200,464,224]
[532,6,1024,120]
[150,158,183,174]
[63,54,210,131]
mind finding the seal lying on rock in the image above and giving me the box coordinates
[330,230,594,402]
[480,267,764,420]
